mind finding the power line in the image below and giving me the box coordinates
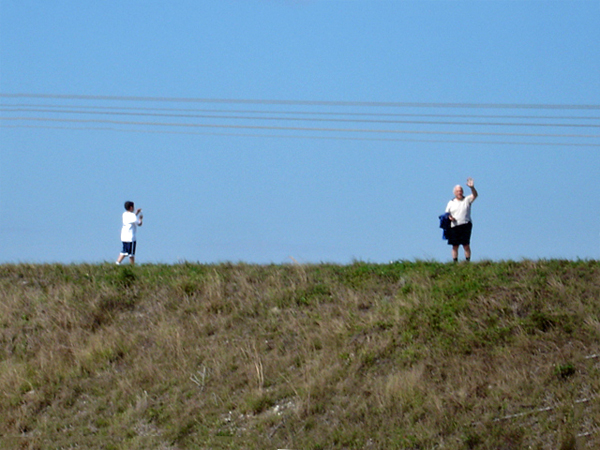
[3,93,598,147]
[2,107,599,128]
[2,93,600,110]
[3,103,599,121]
[2,116,599,139]
[3,123,598,147]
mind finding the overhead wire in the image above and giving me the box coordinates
[1,92,599,146]
[2,123,597,147]
[3,116,599,139]
[1,106,599,128]
[2,92,600,110]
[3,102,600,121]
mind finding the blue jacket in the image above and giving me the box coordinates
[439,212,452,240]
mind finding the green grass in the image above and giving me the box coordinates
[1,260,599,449]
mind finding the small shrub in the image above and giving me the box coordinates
[554,363,576,380]
[244,390,275,415]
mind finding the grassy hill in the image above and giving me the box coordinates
[1,260,599,449]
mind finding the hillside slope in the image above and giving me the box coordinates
[1,261,599,449]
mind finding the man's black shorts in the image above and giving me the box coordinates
[120,241,137,257]
[447,222,473,246]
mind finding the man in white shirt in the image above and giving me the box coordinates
[445,178,478,262]
[116,201,143,265]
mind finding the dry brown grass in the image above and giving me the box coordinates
[1,260,599,449]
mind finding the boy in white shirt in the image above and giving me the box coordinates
[116,201,143,265]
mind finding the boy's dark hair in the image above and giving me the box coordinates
[124,201,134,211]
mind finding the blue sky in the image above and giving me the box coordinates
[1,0,599,264]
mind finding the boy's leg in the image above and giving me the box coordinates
[117,242,132,264]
